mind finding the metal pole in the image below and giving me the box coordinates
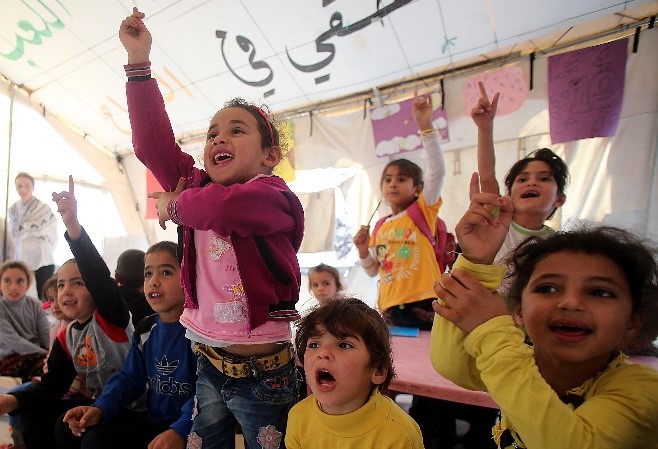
[3,85,14,261]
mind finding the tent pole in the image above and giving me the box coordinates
[645,109,658,236]
[2,85,15,261]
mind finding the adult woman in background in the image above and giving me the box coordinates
[8,172,58,300]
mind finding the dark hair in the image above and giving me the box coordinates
[506,225,658,348]
[223,98,279,149]
[0,260,31,287]
[41,275,58,300]
[308,263,344,293]
[115,249,146,289]
[504,148,569,219]
[15,172,35,186]
[380,158,424,189]
[146,241,178,261]
[295,297,394,392]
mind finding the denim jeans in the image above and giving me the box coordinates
[187,353,298,449]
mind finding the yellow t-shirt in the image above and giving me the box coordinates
[370,194,442,311]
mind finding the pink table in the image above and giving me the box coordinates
[390,330,499,409]
[390,330,658,409]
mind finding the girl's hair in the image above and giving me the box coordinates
[223,98,279,149]
[146,241,178,261]
[0,260,32,286]
[41,275,58,300]
[15,172,35,186]
[380,158,424,188]
[308,263,344,293]
[506,225,658,347]
[295,297,395,392]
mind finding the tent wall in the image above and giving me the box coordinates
[290,29,658,243]
[0,81,148,241]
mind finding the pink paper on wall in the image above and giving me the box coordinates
[548,38,627,144]
[464,66,528,116]
[371,93,449,158]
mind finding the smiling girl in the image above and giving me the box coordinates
[431,186,658,448]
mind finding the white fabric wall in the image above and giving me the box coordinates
[292,28,658,246]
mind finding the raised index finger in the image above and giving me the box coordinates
[477,81,489,103]
[469,172,481,200]
[68,175,74,195]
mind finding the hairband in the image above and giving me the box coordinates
[255,107,275,145]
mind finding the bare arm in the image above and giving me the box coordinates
[471,81,501,195]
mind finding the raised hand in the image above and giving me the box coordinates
[412,90,434,131]
[62,405,103,437]
[148,177,186,230]
[470,81,500,132]
[52,175,82,239]
[119,7,152,64]
[455,172,512,265]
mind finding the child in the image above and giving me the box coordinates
[42,275,74,348]
[308,263,344,303]
[114,248,155,328]
[430,186,658,448]
[120,8,304,448]
[0,259,50,381]
[0,176,134,449]
[353,92,446,330]
[286,297,423,449]
[471,81,569,264]
[6,275,74,449]
[63,241,196,449]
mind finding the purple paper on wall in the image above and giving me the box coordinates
[370,93,449,158]
[548,38,628,144]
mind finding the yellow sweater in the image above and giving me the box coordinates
[431,255,658,448]
[285,389,423,449]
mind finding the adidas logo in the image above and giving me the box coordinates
[155,356,179,375]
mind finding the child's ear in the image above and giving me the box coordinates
[553,193,566,209]
[619,310,643,346]
[371,366,388,386]
[513,308,524,327]
[262,145,282,169]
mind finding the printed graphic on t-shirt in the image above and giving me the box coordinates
[208,236,231,261]
[73,334,103,391]
[376,225,421,284]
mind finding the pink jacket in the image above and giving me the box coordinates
[127,79,304,330]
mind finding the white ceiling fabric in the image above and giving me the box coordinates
[1,0,655,154]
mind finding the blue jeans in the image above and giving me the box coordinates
[187,353,298,449]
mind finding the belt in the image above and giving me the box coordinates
[194,343,293,379]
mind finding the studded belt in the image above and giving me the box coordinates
[194,343,293,378]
